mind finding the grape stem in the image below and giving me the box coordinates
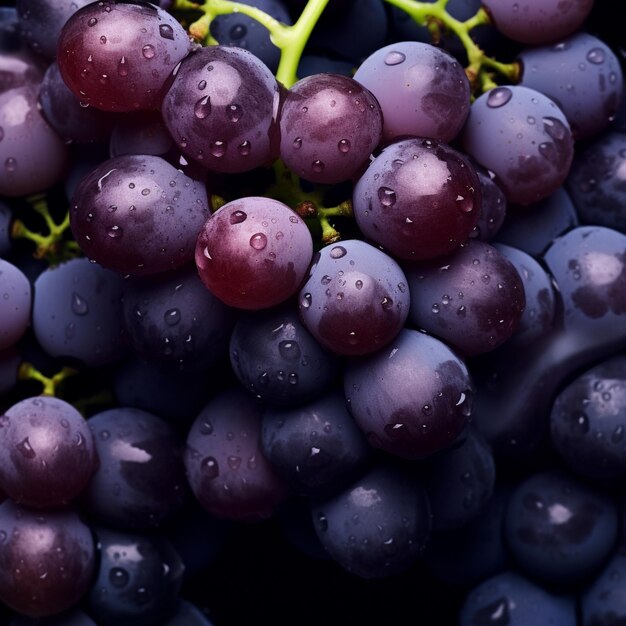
[18,362,77,397]
[11,194,81,265]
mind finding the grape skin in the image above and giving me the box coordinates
[0,258,31,351]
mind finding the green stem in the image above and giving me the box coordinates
[18,362,78,397]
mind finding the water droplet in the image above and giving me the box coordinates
[230,210,247,224]
[88,17,97,26]
[250,232,267,250]
[0,127,4,142]
[279,340,301,360]
[381,296,393,310]
[199,420,213,435]
[230,23,247,39]
[569,412,589,436]
[227,455,241,470]
[456,194,473,212]
[201,456,219,479]
[612,425,624,443]
[384,51,406,65]
[210,140,226,157]
[159,23,174,40]
[312,160,325,173]
[301,293,312,309]
[338,139,351,153]
[293,137,302,149]
[194,95,211,119]
[227,104,243,122]
[164,308,180,326]
[16,437,35,459]
[109,567,129,588]
[107,225,122,239]
[100,35,107,44]
[71,292,89,316]
[487,87,512,108]
[432,303,440,313]
[288,373,298,385]
[318,513,328,532]
[355,279,363,289]
[330,246,347,259]
[587,47,605,64]
[378,187,396,207]
[543,117,568,141]
[5,157,17,172]
[142,44,155,59]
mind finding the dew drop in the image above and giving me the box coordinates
[301,293,312,309]
[194,95,211,119]
[210,140,226,157]
[87,17,97,26]
[109,567,129,589]
[230,210,247,224]
[199,420,213,435]
[293,137,302,149]
[227,104,243,122]
[227,455,242,470]
[384,51,406,66]
[543,117,568,141]
[164,308,180,326]
[237,140,251,156]
[230,23,247,39]
[569,412,589,436]
[159,23,175,40]
[142,44,155,59]
[355,279,363,290]
[279,340,301,360]
[71,292,89,316]
[338,139,351,153]
[107,225,122,239]
[100,35,107,44]
[4,157,17,172]
[486,87,512,108]
[250,232,267,250]
[330,246,347,259]
[456,194,473,212]
[612,425,624,443]
[16,437,35,459]
[378,187,396,207]
[312,160,325,173]
[201,456,219,479]
[587,47,605,64]
[381,296,393,310]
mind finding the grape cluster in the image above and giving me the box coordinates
[1,0,626,624]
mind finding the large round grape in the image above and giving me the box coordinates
[344,328,473,460]
[0,258,31,351]
[57,0,191,112]
[161,45,281,173]
[353,41,471,144]
[279,73,382,184]
[195,196,313,310]
[0,396,97,508]
[70,154,210,276]
[462,85,574,205]
[298,239,410,355]
[353,137,481,261]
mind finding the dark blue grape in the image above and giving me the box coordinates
[471,167,507,243]
[32,257,127,367]
[209,0,291,73]
[261,391,371,497]
[519,32,623,140]
[310,463,432,578]
[229,304,340,406]
[83,407,188,529]
[0,500,95,618]
[297,54,354,78]
[87,526,184,626]
[0,396,97,508]
[0,201,12,256]
[109,111,175,158]
[459,570,577,626]
[550,355,626,480]
[0,7,20,51]
[184,387,289,522]
[344,328,473,460]
[426,427,496,532]
[276,497,330,561]
[0,257,31,351]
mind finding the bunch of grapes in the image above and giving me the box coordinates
[1,0,626,623]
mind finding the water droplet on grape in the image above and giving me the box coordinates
[164,308,180,326]
[4,157,17,172]
[109,567,129,588]
[250,232,267,250]
[486,87,512,108]
[312,160,325,173]
[378,187,396,207]
[293,137,302,149]
[227,104,243,122]
[279,340,301,359]
[587,47,605,64]
[159,23,174,40]
[87,17,97,26]
[194,95,211,119]
[569,412,589,436]
[142,44,155,59]
[107,225,122,239]
[543,117,568,141]
[330,246,347,259]
[71,292,89,315]
[230,210,247,224]
[210,140,226,157]
[16,437,35,459]
[237,140,251,156]
[301,293,312,309]
[338,139,351,153]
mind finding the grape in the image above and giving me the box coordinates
[70,154,210,276]
[310,464,432,579]
[161,46,281,174]
[229,304,340,406]
[87,526,184,626]
[353,41,471,144]
[518,32,623,140]
[0,84,69,197]
[184,387,289,522]
[261,391,371,497]
[39,61,116,144]
[32,257,128,367]
[298,239,410,355]
[0,396,97,508]
[83,407,188,529]
[0,7,20,51]
[352,138,481,261]
[566,131,626,234]
[481,0,594,45]
[459,571,577,625]
[297,54,354,78]
[109,111,174,158]
[582,546,626,626]
[0,258,31,351]
[279,73,382,184]
[550,355,626,480]
[209,0,291,73]
[462,85,574,205]
[0,38,44,94]
[0,500,95,618]
[0,201,11,257]
[57,0,191,112]
[504,470,618,586]
[122,263,234,371]
[344,328,473,460]
[471,167,507,243]
[195,196,313,310]
[404,240,526,357]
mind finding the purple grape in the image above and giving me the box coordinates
[482,0,594,45]
[0,202,12,257]
[83,407,188,529]
[0,396,97,508]
[353,137,481,261]
[195,196,313,310]
[519,32,623,140]
[70,154,210,276]
[298,239,410,355]
[161,46,281,174]
[462,85,574,205]
[0,500,95,618]
[471,167,507,242]
[582,546,626,625]
[353,41,471,144]
[32,257,128,367]
[184,387,289,522]
[0,84,69,197]
[0,258,31,351]
[310,463,432,578]
[404,240,526,357]
[57,0,191,112]
[109,111,175,158]
[279,73,382,184]
[0,44,45,94]
[344,328,473,460]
